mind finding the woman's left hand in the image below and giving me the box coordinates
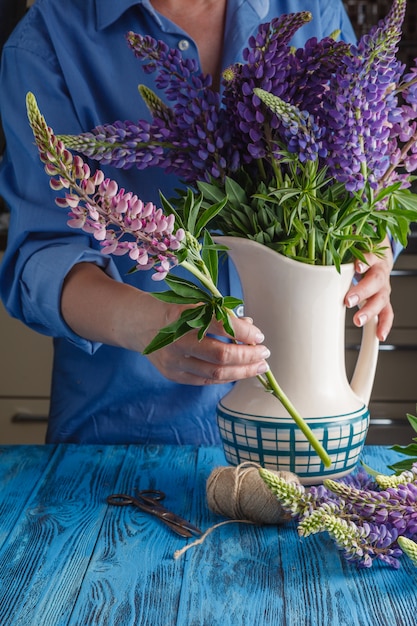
[344,236,394,342]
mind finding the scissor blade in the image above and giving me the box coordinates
[138,499,202,536]
[156,508,202,536]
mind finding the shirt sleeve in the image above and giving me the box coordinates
[0,43,122,353]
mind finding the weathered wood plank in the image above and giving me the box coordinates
[0,444,126,626]
[176,446,287,626]
[175,446,417,626]
[0,445,55,550]
[0,445,416,626]
[68,444,201,626]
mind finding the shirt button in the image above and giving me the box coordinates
[178,39,190,51]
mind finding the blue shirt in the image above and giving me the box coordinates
[0,0,356,444]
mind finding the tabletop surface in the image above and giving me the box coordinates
[0,444,416,626]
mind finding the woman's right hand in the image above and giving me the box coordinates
[61,262,270,386]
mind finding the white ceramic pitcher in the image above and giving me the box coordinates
[216,237,379,484]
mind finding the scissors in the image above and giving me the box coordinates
[106,489,202,538]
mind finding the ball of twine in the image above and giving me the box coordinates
[206,462,300,525]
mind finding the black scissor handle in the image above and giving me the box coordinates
[106,493,137,506]
[135,489,165,503]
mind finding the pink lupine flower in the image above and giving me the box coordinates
[27,109,185,279]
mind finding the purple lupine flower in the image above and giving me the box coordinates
[221,13,313,169]
[321,0,406,192]
[127,31,228,184]
[261,458,417,569]
[253,88,328,163]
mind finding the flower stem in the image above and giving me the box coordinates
[181,259,223,297]
[260,369,332,467]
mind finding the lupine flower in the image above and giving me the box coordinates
[26,93,185,281]
[260,463,417,569]
[27,91,333,468]
[55,1,417,268]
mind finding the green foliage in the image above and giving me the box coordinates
[142,191,242,355]
[142,274,242,354]
[194,158,417,269]
[388,413,417,474]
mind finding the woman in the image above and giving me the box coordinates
[0,0,393,444]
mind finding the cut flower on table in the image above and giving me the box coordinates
[260,461,417,570]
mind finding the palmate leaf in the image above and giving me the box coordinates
[389,187,417,214]
[142,296,238,353]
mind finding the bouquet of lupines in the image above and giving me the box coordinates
[57,0,417,268]
[26,92,331,466]
[260,464,417,569]
[25,0,417,468]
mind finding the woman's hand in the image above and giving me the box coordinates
[145,314,271,386]
[61,262,270,386]
[344,237,394,342]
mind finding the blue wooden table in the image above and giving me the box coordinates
[0,444,416,625]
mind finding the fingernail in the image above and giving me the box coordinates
[357,262,366,273]
[380,332,387,342]
[255,332,265,344]
[257,361,270,374]
[357,313,367,327]
[260,347,271,359]
[346,294,359,308]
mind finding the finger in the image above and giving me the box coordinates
[354,237,394,273]
[209,315,266,345]
[345,261,391,310]
[175,351,270,385]
[148,332,270,385]
[375,303,394,342]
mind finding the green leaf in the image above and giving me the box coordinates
[196,305,216,340]
[406,413,417,434]
[388,458,417,474]
[390,188,417,214]
[164,274,211,302]
[150,290,202,304]
[194,197,228,237]
[224,176,248,208]
[390,443,417,457]
[159,193,185,230]
[201,230,219,285]
[142,307,203,354]
[359,461,382,478]
[214,306,235,337]
[186,304,212,328]
[197,180,226,204]
[184,188,202,236]
[222,296,244,310]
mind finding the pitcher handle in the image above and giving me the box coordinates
[349,315,379,406]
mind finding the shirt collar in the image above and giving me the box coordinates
[96,0,154,31]
[95,0,270,31]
